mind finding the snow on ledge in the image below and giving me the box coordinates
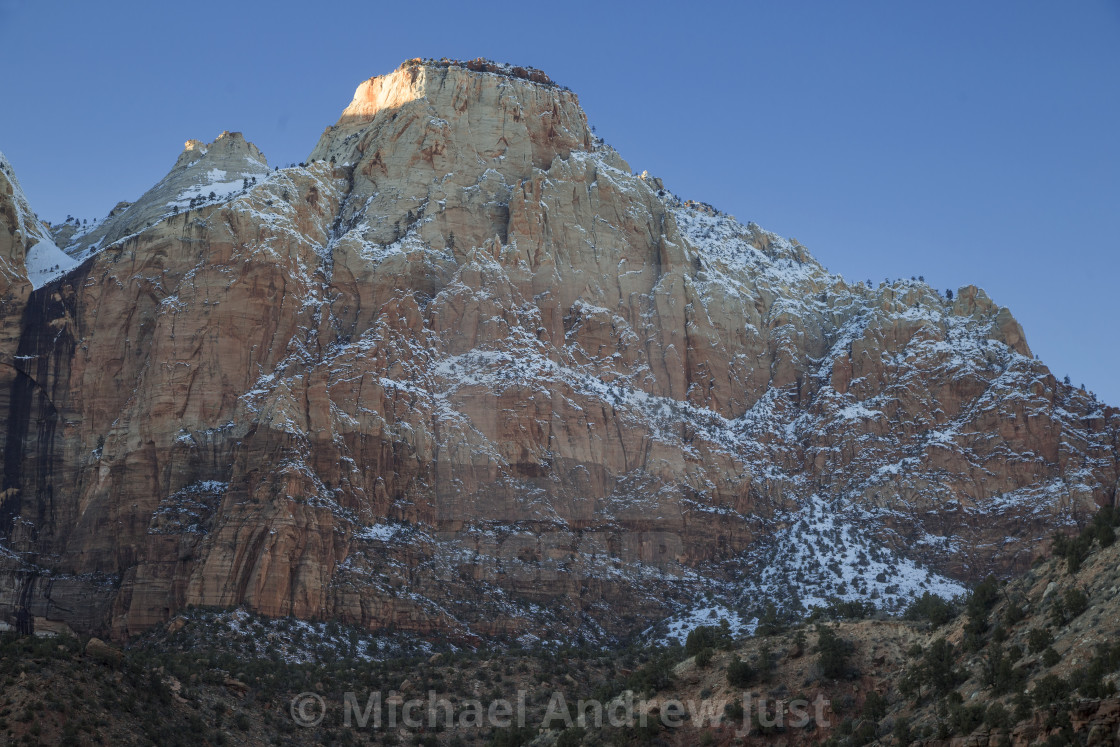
[25,237,79,289]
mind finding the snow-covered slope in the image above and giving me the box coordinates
[24,236,79,289]
[62,131,271,260]
[736,495,966,613]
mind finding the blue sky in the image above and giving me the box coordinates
[1,1,1117,403]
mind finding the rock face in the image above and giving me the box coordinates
[0,59,1117,642]
[0,153,35,351]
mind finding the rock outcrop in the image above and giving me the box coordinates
[0,153,35,350]
[0,59,1116,642]
[63,130,271,261]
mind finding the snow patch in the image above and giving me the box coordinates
[738,495,966,615]
[652,604,755,646]
[25,237,79,289]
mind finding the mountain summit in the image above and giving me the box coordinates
[0,59,1116,643]
[61,130,270,260]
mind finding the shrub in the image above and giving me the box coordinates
[1062,587,1089,619]
[1069,664,1117,699]
[1028,628,1053,654]
[1032,674,1070,707]
[902,638,964,700]
[726,657,753,688]
[791,629,807,658]
[816,625,853,680]
[959,576,1001,651]
[1012,692,1032,722]
[985,701,1012,730]
[966,576,1000,619]
[1049,587,1088,627]
[1090,505,1119,548]
[1003,601,1026,627]
[893,717,911,744]
[983,643,1028,695]
[905,592,956,627]
[818,598,876,621]
[685,624,731,656]
[862,690,886,721]
[1066,643,1120,698]
[757,644,775,682]
[851,720,877,744]
[754,602,786,636]
[1042,647,1061,668]
[625,649,680,694]
[1052,531,1092,573]
[948,702,985,735]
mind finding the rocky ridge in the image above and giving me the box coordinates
[0,153,35,347]
[60,130,271,262]
[0,58,1116,644]
[634,507,1120,746]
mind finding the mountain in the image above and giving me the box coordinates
[0,58,1116,644]
[58,130,271,263]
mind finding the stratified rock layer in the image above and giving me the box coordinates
[0,60,1116,641]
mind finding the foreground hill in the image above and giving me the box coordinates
[0,58,1116,643]
[636,506,1120,746]
[2,511,1119,745]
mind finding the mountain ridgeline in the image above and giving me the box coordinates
[0,58,1116,643]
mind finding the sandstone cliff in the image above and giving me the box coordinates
[0,153,34,349]
[0,59,1116,642]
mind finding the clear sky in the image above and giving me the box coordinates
[1,1,1117,403]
